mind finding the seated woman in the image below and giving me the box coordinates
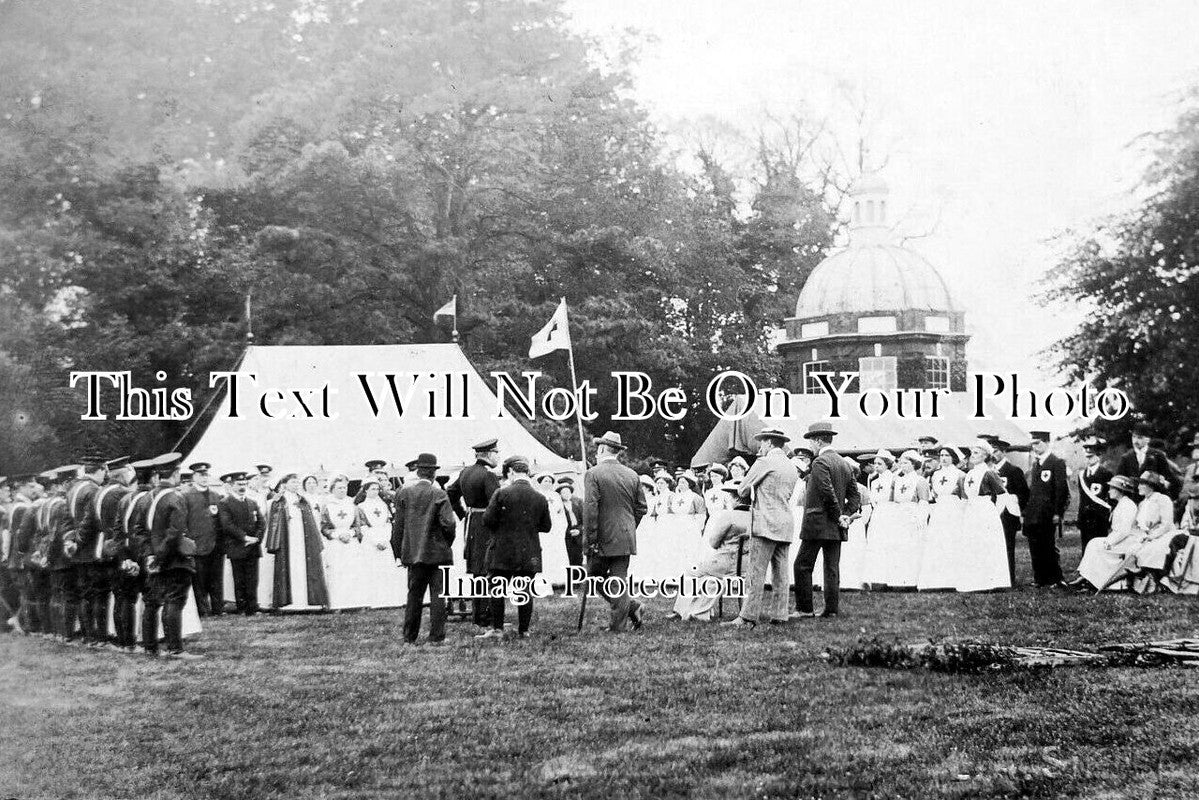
[1092,472,1176,592]
[669,479,748,621]
[704,463,732,515]
[1162,487,1199,594]
[1070,474,1140,591]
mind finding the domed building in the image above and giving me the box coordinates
[778,176,970,394]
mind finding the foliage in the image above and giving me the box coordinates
[1041,88,1199,450]
[0,0,841,470]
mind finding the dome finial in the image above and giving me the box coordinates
[847,172,891,244]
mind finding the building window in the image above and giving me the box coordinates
[803,360,830,394]
[857,316,897,334]
[924,315,950,333]
[858,356,897,392]
[926,356,949,389]
[800,321,829,339]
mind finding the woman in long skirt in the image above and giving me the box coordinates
[669,481,748,621]
[356,480,404,608]
[955,442,1011,592]
[1092,471,1177,593]
[873,450,929,588]
[319,475,367,609]
[863,450,915,587]
[265,473,329,611]
[1072,475,1140,590]
[535,473,569,585]
[919,447,967,590]
[839,457,872,591]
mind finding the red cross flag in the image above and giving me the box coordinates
[529,298,571,359]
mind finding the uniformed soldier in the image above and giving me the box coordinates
[0,476,16,632]
[1076,438,1114,554]
[12,474,49,635]
[38,465,80,642]
[182,461,224,616]
[65,449,113,647]
[991,439,1030,584]
[111,459,155,652]
[143,453,200,660]
[446,438,501,628]
[219,471,264,616]
[355,460,396,504]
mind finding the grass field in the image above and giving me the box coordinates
[3,530,1199,799]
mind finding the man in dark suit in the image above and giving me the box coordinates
[991,439,1030,584]
[110,459,153,652]
[791,422,860,618]
[219,471,264,616]
[582,431,648,633]
[477,456,552,639]
[556,478,585,568]
[63,450,109,646]
[446,438,501,628]
[182,462,223,616]
[391,453,457,644]
[145,454,200,659]
[1076,439,1114,554]
[1117,423,1180,499]
[1022,430,1070,587]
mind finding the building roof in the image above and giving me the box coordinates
[793,174,957,320]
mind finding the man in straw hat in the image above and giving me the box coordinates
[722,426,799,629]
[792,422,860,619]
[582,431,648,633]
[391,453,457,644]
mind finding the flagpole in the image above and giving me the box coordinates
[451,294,459,344]
[562,297,588,469]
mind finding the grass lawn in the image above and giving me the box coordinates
[3,529,1199,799]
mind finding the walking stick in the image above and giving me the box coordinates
[575,586,588,632]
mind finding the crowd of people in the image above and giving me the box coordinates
[1,422,1197,653]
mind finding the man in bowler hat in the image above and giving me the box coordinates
[391,453,457,643]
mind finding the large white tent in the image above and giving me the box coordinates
[185,343,575,477]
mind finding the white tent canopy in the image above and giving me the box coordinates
[185,343,574,478]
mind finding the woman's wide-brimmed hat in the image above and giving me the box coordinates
[1106,475,1137,496]
[1136,470,1169,491]
[870,448,895,466]
[727,456,750,473]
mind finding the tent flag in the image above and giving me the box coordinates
[529,298,571,359]
[433,295,456,324]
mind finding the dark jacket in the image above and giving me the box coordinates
[447,461,501,575]
[182,485,221,556]
[40,496,73,571]
[583,458,647,557]
[391,479,457,566]
[799,449,861,542]
[1023,452,1070,526]
[64,477,103,564]
[7,500,36,570]
[220,494,265,560]
[1076,464,1114,530]
[148,487,195,573]
[94,482,134,563]
[481,478,552,572]
[562,495,583,537]
[995,460,1029,522]
[113,487,153,563]
[1117,448,1180,499]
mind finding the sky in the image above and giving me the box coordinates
[564,0,1199,414]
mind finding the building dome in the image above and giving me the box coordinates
[795,244,957,318]
[794,174,956,319]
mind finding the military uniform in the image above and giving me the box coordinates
[39,472,77,640]
[1076,442,1114,554]
[13,486,50,634]
[446,440,501,626]
[144,463,195,656]
[112,472,153,651]
[219,473,264,615]
[65,466,108,645]
[1022,433,1070,586]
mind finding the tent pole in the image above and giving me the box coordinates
[565,333,588,469]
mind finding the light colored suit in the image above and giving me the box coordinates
[737,447,798,623]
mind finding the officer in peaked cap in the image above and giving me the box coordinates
[446,438,502,628]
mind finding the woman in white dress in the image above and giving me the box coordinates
[839,458,872,591]
[864,450,928,588]
[669,480,748,621]
[319,475,367,610]
[301,476,325,515]
[535,473,569,584]
[955,442,1012,592]
[704,464,732,515]
[671,471,707,564]
[727,456,749,483]
[1072,474,1140,591]
[919,447,967,590]
[265,473,329,611]
[356,480,404,608]
[1094,471,1177,593]
[651,476,675,519]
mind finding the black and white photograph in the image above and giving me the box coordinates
[2,1,1199,797]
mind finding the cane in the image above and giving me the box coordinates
[576,551,590,632]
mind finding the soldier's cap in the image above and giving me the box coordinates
[256,464,273,473]
[55,464,80,481]
[976,433,1000,442]
[917,435,939,444]
[991,439,1011,451]
[179,471,194,482]
[222,471,250,483]
[129,458,156,479]
[471,438,499,452]
[79,447,107,469]
[1029,430,1052,443]
[1106,475,1137,495]
[188,462,211,474]
[1131,422,1154,437]
[365,459,387,471]
[105,456,130,470]
[502,454,530,471]
[151,452,183,477]
[555,477,575,491]
[1081,437,1106,453]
